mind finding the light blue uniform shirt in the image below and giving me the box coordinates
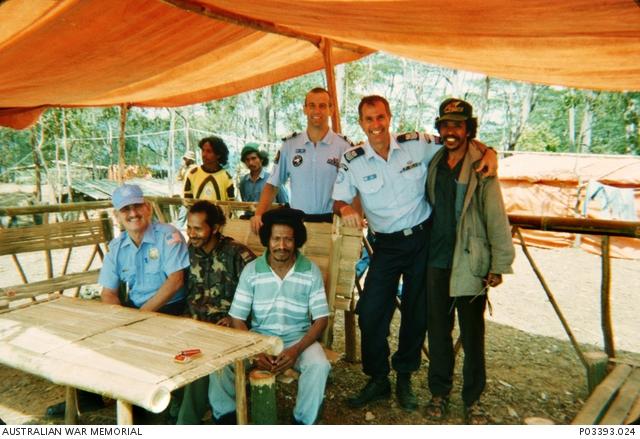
[267,130,351,215]
[229,252,329,345]
[239,169,289,204]
[98,221,190,307]
[332,132,441,234]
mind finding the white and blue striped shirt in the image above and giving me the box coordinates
[229,252,329,344]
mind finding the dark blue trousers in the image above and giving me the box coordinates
[357,227,429,377]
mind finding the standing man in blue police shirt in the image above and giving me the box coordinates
[100,184,189,314]
[238,142,289,205]
[333,95,498,411]
[250,87,353,232]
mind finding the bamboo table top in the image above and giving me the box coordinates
[0,297,282,413]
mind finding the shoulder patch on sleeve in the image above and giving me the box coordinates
[343,146,365,163]
[337,134,355,147]
[281,132,299,142]
[396,131,420,143]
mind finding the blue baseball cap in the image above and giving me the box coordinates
[112,184,144,210]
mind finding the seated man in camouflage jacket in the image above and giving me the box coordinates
[176,200,256,424]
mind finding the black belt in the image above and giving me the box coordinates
[304,213,333,223]
[374,219,429,239]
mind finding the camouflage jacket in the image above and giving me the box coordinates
[187,235,256,323]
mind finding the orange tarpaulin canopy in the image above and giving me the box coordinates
[1,0,639,129]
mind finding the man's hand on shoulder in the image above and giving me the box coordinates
[475,144,498,177]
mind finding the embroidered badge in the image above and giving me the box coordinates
[344,147,364,163]
[400,162,420,173]
[166,231,183,245]
[397,132,419,143]
[292,154,303,167]
[363,174,377,182]
[295,148,306,153]
[148,248,160,260]
[326,157,340,168]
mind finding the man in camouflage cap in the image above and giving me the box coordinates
[175,200,255,424]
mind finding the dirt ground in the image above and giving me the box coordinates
[0,245,638,425]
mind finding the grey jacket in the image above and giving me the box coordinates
[426,140,515,297]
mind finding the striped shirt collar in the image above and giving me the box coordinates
[254,251,312,274]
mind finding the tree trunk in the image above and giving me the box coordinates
[569,92,576,152]
[30,126,43,203]
[478,76,491,136]
[168,109,176,195]
[61,108,73,202]
[624,93,638,154]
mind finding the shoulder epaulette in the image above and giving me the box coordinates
[281,132,299,142]
[343,146,365,163]
[396,131,420,143]
[337,134,355,147]
[188,166,198,174]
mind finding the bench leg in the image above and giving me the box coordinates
[234,359,248,425]
[64,387,78,424]
[117,400,133,425]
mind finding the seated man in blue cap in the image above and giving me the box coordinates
[100,183,189,314]
[46,184,190,419]
[208,207,331,425]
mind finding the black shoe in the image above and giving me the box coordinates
[396,373,418,411]
[347,376,391,409]
[45,392,105,417]
[214,411,237,425]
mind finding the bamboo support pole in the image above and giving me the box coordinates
[64,387,78,425]
[235,359,248,425]
[150,201,167,223]
[600,236,615,358]
[11,255,28,284]
[118,104,128,184]
[43,215,53,280]
[0,200,112,216]
[61,248,72,276]
[514,226,587,368]
[510,214,640,238]
[116,400,133,425]
[159,0,372,55]
[320,38,342,133]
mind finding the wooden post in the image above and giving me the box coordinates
[344,310,358,363]
[116,399,134,425]
[320,38,342,133]
[64,386,78,425]
[585,351,609,394]
[249,369,277,424]
[234,359,248,425]
[118,104,128,184]
[600,236,615,358]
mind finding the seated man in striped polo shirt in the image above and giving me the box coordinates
[208,208,331,425]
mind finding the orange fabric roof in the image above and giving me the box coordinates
[1,0,639,129]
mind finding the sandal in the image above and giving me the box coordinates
[425,395,449,421]
[464,401,491,425]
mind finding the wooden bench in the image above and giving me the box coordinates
[0,214,113,309]
[573,361,640,425]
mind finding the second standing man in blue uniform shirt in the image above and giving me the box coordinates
[250,87,353,232]
[333,95,498,412]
